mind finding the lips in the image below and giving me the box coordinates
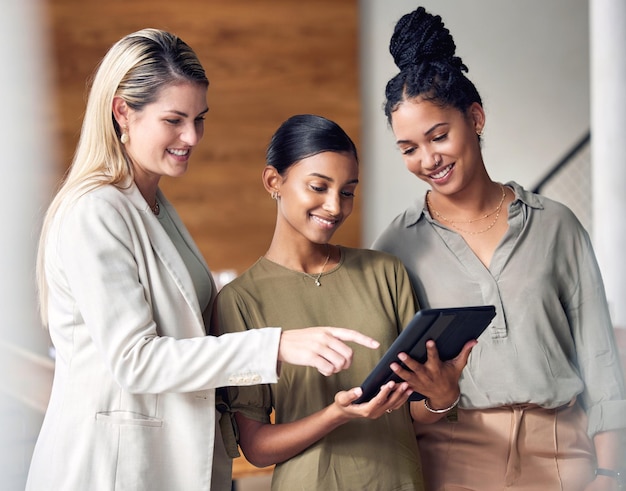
[167,148,189,157]
[430,163,453,180]
[311,215,338,228]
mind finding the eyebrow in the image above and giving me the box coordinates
[309,172,359,185]
[396,122,449,145]
[164,107,210,118]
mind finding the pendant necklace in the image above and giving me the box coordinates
[302,245,331,287]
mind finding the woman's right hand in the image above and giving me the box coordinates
[278,327,380,376]
[331,381,413,420]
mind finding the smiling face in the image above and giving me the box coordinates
[268,151,359,246]
[114,81,209,188]
[391,97,485,194]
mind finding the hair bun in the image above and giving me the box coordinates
[389,7,465,72]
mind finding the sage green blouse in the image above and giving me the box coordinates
[373,181,626,437]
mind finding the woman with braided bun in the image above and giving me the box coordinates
[373,6,625,491]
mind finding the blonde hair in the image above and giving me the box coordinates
[36,28,208,325]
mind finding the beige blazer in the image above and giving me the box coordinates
[26,183,280,491]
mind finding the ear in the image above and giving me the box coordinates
[468,102,486,135]
[262,165,281,196]
[112,96,130,128]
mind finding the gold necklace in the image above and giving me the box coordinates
[302,245,331,287]
[426,184,506,235]
[151,200,160,215]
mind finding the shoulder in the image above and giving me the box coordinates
[372,199,426,249]
[216,260,266,299]
[51,184,149,248]
[64,183,140,218]
[509,181,586,232]
[340,247,408,279]
[342,246,403,265]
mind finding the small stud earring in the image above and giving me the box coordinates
[477,128,483,137]
[120,126,129,144]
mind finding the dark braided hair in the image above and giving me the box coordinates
[384,7,482,123]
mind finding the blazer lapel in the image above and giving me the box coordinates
[122,183,209,328]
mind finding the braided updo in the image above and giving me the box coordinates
[384,7,482,122]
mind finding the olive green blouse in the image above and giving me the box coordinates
[214,247,424,491]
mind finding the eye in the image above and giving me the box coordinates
[432,133,448,142]
[341,190,355,198]
[400,146,417,156]
[310,184,326,193]
[165,118,182,125]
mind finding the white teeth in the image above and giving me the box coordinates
[168,148,189,156]
[313,216,335,226]
[431,164,452,179]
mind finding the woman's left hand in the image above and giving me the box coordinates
[389,339,476,408]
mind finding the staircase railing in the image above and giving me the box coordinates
[531,130,592,233]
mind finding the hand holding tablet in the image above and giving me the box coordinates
[353,306,496,404]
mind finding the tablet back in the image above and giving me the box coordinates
[354,305,496,404]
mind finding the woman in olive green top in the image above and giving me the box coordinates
[212,114,473,490]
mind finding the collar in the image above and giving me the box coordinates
[402,181,544,229]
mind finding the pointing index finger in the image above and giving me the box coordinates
[327,327,380,349]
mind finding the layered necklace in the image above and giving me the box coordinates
[301,244,331,287]
[426,184,506,235]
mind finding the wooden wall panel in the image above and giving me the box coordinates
[47,0,361,276]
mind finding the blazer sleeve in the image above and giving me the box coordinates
[51,191,280,393]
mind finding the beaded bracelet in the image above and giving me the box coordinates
[423,393,461,414]
[595,468,623,488]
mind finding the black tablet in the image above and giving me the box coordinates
[353,305,496,404]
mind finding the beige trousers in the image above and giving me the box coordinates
[414,401,595,491]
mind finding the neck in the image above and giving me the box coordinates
[134,180,159,212]
[265,240,333,274]
[429,181,503,217]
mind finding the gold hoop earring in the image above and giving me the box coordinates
[271,191,279,200]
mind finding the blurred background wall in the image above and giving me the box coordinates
[49,0,363,274]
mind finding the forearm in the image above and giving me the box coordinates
[594,430,625,471]
[237,405,350,468]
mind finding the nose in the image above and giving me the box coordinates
[423,148,441,169]
[322,191,341,216]
[180,122,203,146]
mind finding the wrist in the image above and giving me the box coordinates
[327,401,352,425]
[596,468,624,488]
[424,393,461,414]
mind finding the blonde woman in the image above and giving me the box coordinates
[27,29,378,491]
